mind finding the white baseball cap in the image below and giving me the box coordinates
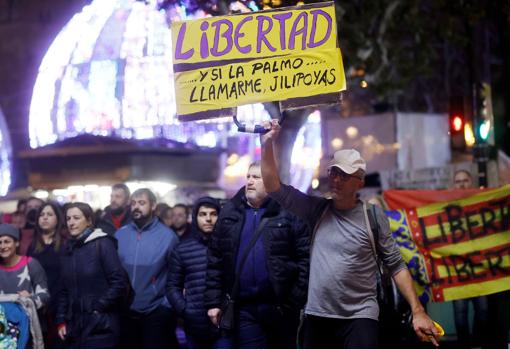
[327,149,366,174]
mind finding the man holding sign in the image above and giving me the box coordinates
[260,120,440,348]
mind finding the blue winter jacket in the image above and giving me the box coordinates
[167,197,222,337]
[116,217,178,314]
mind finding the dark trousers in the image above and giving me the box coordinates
[120,306,179,349]
[236,303,300,349]
[187,334,233,349]
[453,296,489,349]
[303,315,378,349]
[487,291,510,349]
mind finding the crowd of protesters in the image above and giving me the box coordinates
[0,138,508,349]
[0,160,314,349]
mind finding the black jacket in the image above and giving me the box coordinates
[167,197,221,337]
[56,228,129,349]
[97,207,132,236]
[167,232,217,337]
[205,188,310,310]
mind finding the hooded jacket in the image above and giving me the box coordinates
[205,187,311,310]
[167,197,222,337]
[56,228,129,349]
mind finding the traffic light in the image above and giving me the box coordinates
[449,96,466,150]
[473,82,494,144]
[451,114,464,133]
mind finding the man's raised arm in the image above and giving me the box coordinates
[260,119,282,193]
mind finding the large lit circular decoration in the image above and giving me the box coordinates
[29,0,322,192]
[29,0,268,148]
[0,107,12,196]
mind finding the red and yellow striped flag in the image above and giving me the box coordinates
[398,185,510,302]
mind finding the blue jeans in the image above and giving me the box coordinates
[187,335,232,349]
[237,304,300,349]
[453,296,489,349]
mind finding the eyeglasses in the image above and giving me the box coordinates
[327,168,363,181]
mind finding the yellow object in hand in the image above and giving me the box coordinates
[433,321,445,337]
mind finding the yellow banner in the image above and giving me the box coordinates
[171,2,346,117]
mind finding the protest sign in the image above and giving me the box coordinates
[385,185,510,302]
[171,2,346,119]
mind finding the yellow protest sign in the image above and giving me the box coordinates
[171,2,346,119]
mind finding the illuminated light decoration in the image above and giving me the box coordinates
[125,181,177,197]
[247,1,260,11]
[351,134,399,162]
[29,0,320,192]
[49,181,177,208]
[29,0,270,149]
[34,190,50,199]
[0,107,12,196]
[346,126,359,139]
[289,111,322,192]
[331,137,343,149]
[227,153,239,165]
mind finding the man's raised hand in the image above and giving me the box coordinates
[260,119,281,145]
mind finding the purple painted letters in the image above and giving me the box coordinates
[211,19,233,57]
[308,10,332,49]
[175,23,193,60]
[234,16,253,54]
[288,12,308,50]
[272,12,292,50]
[256,16,276,53]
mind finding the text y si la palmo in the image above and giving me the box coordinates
[189,66,336,102]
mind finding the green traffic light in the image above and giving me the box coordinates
[479,120,490,141]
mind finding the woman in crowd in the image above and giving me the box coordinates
[0,223,49,308]
[56,202,129,349]
[0,223,49,347]
[28,201,67,348]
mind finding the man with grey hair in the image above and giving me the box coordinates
[260,120,440,349]
[205,160,310,349]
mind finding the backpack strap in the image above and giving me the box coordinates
[362,201,383,274]
[310,199,332,247]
